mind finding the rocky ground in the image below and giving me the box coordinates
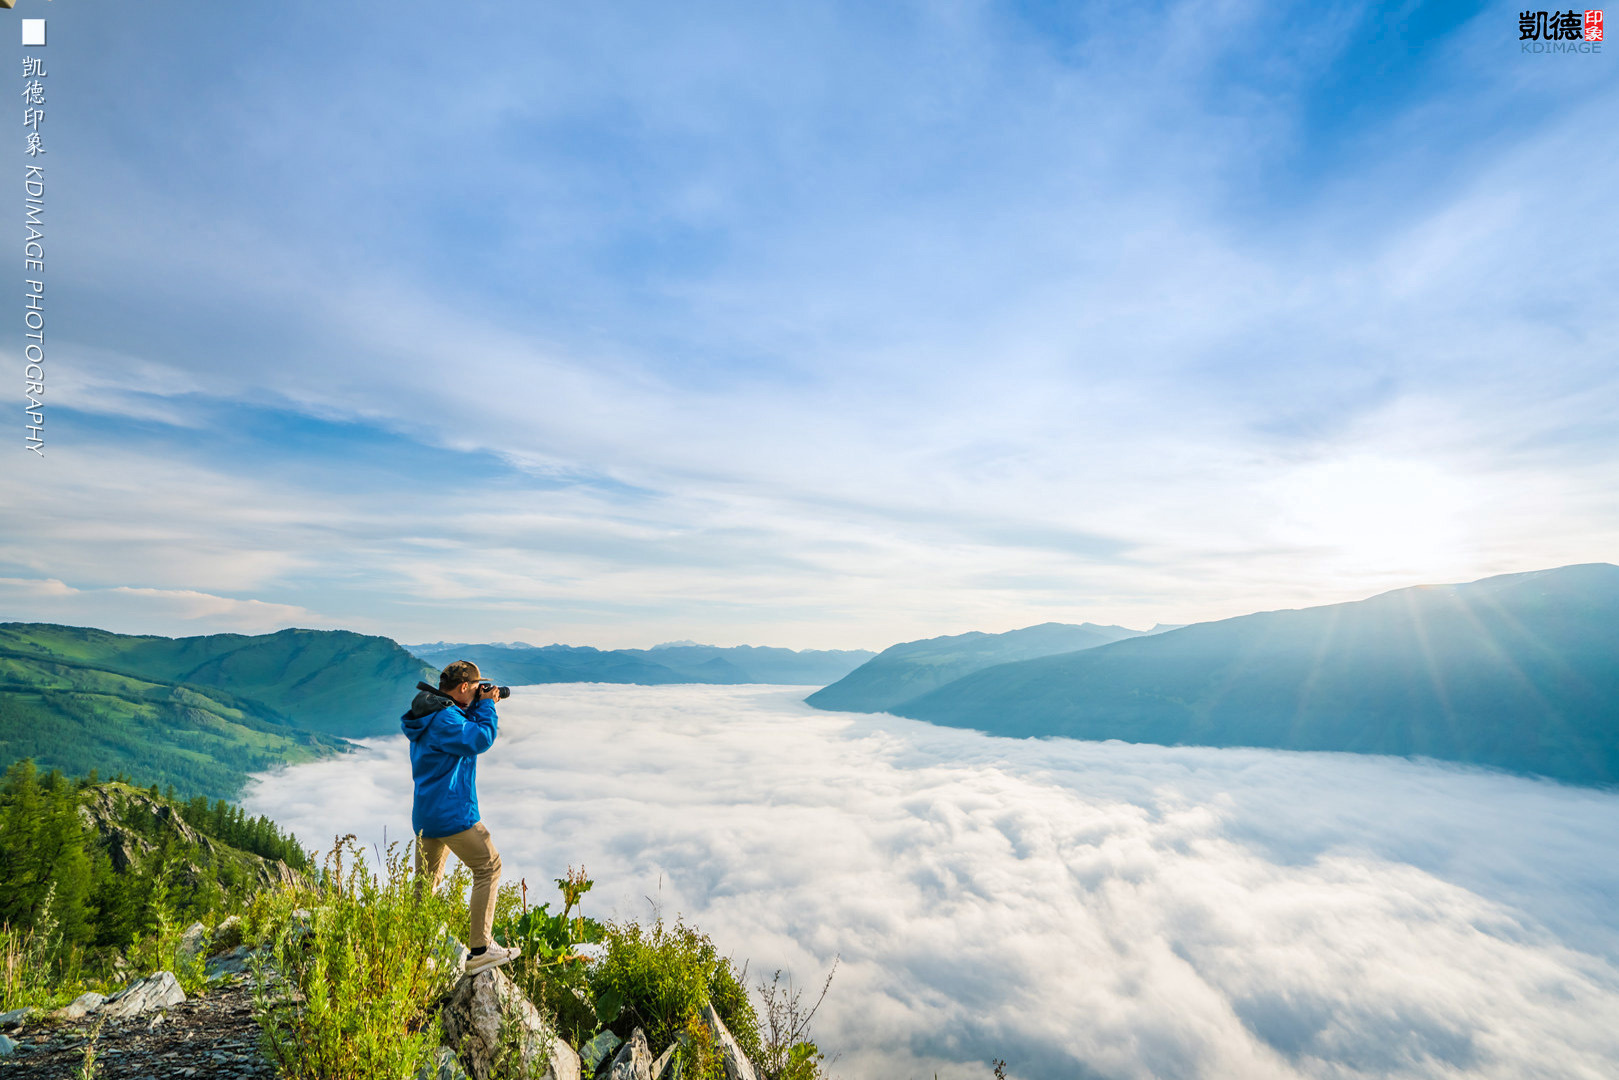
[0,977,273,1080]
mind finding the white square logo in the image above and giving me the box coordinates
[21,20,45,47]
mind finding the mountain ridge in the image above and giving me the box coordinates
[409,640,874,687]
[806,621,1147,714]
[888,564,1619,786]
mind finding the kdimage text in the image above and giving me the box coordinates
[24,164,43,455]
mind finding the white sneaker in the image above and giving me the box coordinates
[464,943,521,975]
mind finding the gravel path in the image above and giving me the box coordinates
[0,978,274,1079]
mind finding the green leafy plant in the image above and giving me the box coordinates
[74,1016,106,1080]
[494,866,605,969]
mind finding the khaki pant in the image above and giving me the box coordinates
[416,821,502,949]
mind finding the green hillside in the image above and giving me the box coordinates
[893,565,1619,786]
[0,623,436,737]
[805,622,1144,714]
[0,648,349,802]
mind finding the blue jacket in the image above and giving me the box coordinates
[400,686,498,839]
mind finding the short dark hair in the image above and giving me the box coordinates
[438,660,481,691]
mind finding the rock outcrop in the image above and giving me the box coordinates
[418,1043,472,1080]
[608,1027,654,1080]
[76,783,302,889]
[99,970,186,1019]
[178,920,210,962]
[206,944,257,982]
[650,1039,678,1080]
[51,991,106,1021]
[441,965,582,1080]
[701,1002,759,1080]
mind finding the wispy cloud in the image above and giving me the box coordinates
[246,685,1619,1079]
[0,578,324,636]
[17,1,1618,644]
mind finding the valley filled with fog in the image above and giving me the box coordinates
[244,685,1619,1080]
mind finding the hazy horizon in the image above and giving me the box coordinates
[11,561,1610,656]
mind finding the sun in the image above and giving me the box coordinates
[1274,456,1472,575]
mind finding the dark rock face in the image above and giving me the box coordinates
[204,946,256,983]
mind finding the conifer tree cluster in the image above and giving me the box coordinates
[0,759,301,963]
[179,792,311,871]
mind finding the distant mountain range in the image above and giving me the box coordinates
[10,563,1614,797]
[877,565,1619,787]
[0,623,435,799]
[805,622,1149,713]
[407,641,874,687]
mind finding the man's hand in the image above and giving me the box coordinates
[479,684,500,702]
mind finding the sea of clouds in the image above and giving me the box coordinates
[242,685,1619,1080]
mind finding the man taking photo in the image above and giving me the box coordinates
[401,659,519,974]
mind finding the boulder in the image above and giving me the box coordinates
[608,1027,653,1080]
[205,944,256,982]
[285,908,315,943]
[0,1032,14,1057]
[581,1029,622,1074]
[177,921,210,962]
[441,966,581,1080]
[0,1006,33,1029]
[52,991,105,1021]
[417,1044,471,1080]
[700,1002,758,1080]
[100,970,186,1019]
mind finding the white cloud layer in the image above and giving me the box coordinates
[243,685,1619,1080]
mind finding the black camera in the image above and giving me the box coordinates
[478,680,511,700]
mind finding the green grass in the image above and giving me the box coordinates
[247,837,469,1080]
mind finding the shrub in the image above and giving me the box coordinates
[587,915,763,1067]
[754,961,837,1080]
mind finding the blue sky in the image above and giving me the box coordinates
[3,0,1614,649]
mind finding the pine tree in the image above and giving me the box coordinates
[0,759,44,926]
